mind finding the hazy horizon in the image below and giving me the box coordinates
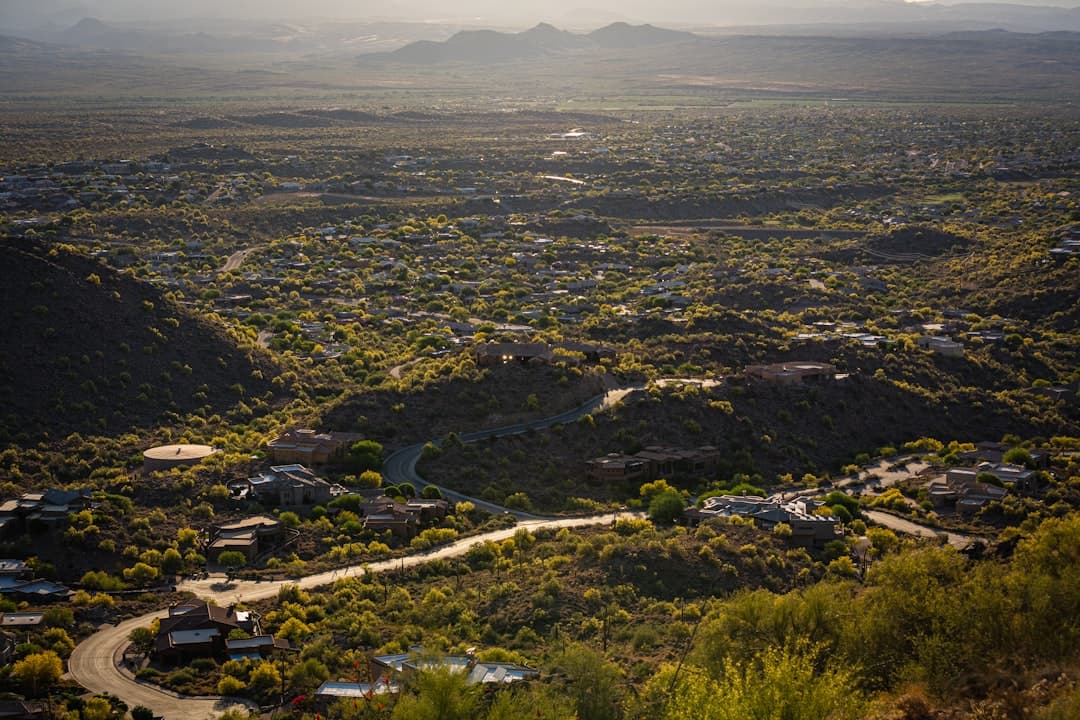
[4,0,1080,30]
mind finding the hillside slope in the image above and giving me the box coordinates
[0,240,284,444]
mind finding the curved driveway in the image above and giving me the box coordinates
[68,514,632,720]
[863,509,971,548]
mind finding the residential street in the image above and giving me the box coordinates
[68,514,632,720]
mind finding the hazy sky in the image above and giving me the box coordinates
[5,0,1080,30]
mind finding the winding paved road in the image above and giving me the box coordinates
[67,610,251,720]
[70,378,973,716]
[217,247,259,274]
[68,514,633,720]
[382,386,640,517]
[70,383,657,717]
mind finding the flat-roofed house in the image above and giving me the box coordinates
[475,342,554,367]
[315,680,399,711]
[225,635,290,662]
[689,495,842,549]
[745,361,837,384]
[586,454,652,483]
[267,428,363,465]
[207,515,286,563]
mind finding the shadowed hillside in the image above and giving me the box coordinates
[0,239,286,444]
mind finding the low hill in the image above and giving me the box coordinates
[0,239,285,444]
[375,21,698,65]
[587,21,698,48]
[382,29,553,64]
[319,363,611,447]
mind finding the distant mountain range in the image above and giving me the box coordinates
[1,17,1077,101]
[5,0,1080,29]
[373,22,699,64]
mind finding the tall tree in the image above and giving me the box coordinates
[11,651,63,697]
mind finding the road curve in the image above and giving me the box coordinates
[382,386,640,517]
[863,509,971,548]
[217,247,258,274]
[67,609,253,720]
[69,514,635,720]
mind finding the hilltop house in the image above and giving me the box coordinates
[206,515,288,564]
[237,465,345,507]
[586,446,721,484]
[687,495,843,549]
[475,342,553,367]
[474,341,616,367]
[745,361,837,384]
[266,428,363,466]
[917,335,964,358]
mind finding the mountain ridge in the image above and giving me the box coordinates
[372,21,700,64]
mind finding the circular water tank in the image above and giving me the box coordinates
[143,444,217,472]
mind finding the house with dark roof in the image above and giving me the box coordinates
[0,488,93,535]
[0,700,48,720]
[0,579,71,602]
[926,466,1012,514]
[154,602,250,663]
[745,361,837,384]
[404,499,449,524]
[360,497,422,539]
[586,446,720,483]
[0,562,71,601]
[957,442,1049,469]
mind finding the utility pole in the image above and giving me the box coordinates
[279,647,288,708]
